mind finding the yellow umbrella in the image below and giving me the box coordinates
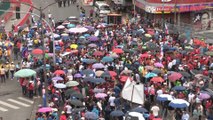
[70,44,78,49]
[145,33,152,38]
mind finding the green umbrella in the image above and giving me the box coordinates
[14,69,36,78]
[205,51,213,56]
[65,81,79,87]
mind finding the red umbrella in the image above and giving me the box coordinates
[109,71,117,77]
[112,48,124,54]
[32,49,43,55]
[168,72,182,81]
[140,53,150,58]
[93,51,104,56]
[120,75,132,82]
[54,70,65,75]
[150,77,164,83]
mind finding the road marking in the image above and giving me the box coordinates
[18,97,34,104]
[0,101,19,109]
[7,99,30,107]
[0,107,8,112]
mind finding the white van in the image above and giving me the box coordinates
[94,1,111,17]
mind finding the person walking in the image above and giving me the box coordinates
[28,81,34,99]
[5,62,10,79]
[0,66,5,83]
[9,62,15,80]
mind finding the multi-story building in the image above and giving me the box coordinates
[134,0,213,31]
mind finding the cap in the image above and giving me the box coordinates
[61,111,65,114]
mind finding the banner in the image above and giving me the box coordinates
[121,78,144,105]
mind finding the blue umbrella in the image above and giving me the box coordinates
[74,73,82,78]
[52,76,63,81]
[92,63,105,69]
[55,46,61,50]
[67,24,75,28]
[82,59,97,64]
[82,69,94,76]
[110,110,124,117]
[83,77,95,82]
[84,34,90,38]
[85,112,98,120]
[88,36,99,41]
[169,99,189,108]
[62,36,69,40]
[131,106,148,113]
[156,94,174,102]
[172,86,186,91]
[101,56,114,62]
[145,72,157,78]
[92,78,106,84]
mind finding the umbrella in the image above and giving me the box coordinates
[120,69,132,75]
[205,51,213,56]
[52,76,64,81]
[150,77,164,83]
[198,93,211,100]
[109,53,119,58]
[95,93,107,98]
[108,71,117,77]
[72,107,85,113]
[70,44,78,49]
[144,33,152,38]
[179,71,191,78]
[97,23,107,28]
[169,99,189,108]
[82,59,97,64]
[110,110,124,117]
[145,66,154,70]
[126,112,145,120]
[92,63,105,69]
[14,69,36,78]
[32,49,43,55]
[145,72,157,78]
[190,69,202,75]
[168,72,183,81]
[157,94,174,102]
[112,48,124,54]
[172,86,186,91]
[82,69,94,76]
[154,62,164,68]
[70,92,84,99]
[152,68,163,74]
[131,106,148,113]
[88,43,97,48]
[54,83,66,89]
[69,99,84,106]
[65,81,79,87]
[93,51,104,56]
[95,70,104,77]
[38,107,52,113]
[85,112,99,120]
[101,71,111,78]
[92,78,106,84]
[67,24,75,28]
[54,70,65,75]
[74,73,82,78]
[88,36,99,41]
[140,53,150,58]
[85,26,95,32]
[65,89,75,97]
[83,77,95,82]
[101,56,114,62]
[57,25,65,29]
[50,33,60,39]
[68,27,88,33]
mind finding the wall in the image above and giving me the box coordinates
[146,0,213,4]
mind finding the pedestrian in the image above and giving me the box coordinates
[181,111,190,120]
[0,66,5,83]
[67,0,70,6]
[63,0,67,7]
[90,9,94,18]
[28,81,34,98]
[4,62,10,79]
[9,61,15,80]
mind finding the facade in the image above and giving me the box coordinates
[134,0,213,31]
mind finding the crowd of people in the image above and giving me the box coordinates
[0,2,212,120]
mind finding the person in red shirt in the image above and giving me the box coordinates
[60,111,67,120]
[28,81,34,99]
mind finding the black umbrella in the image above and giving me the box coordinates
[110,110,124,117]
[179,71,191,78]
[65,89,75,97]
[190,69,202,75]
[131,106,148,113]
[69,99,84,107]
[72,107,85,113]
[70,92,84,99]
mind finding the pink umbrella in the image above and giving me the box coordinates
[198,93,211,100]
[154,62,164,68]
[168,72,183,81]
[95,93,107,98]
[38,107,52,113]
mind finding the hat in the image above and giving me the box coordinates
[61,111,65,114]
[52,108,58,112]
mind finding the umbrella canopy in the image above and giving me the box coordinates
[92,78,106,84]
[32,49,43,55]
[57,25,65,29]
[85,112,99,120]
[110,110,124,117]
[92,63,105,69]
[38,107,52,113]
[82,59,97,64]
[65,89,75,97]
[112,48,124,54]
[65,81,79,87]
[131,106,148,113]
[157,94,174,102]
[69,99,84,106]
[74,73,82,78]
[150,77,164,83]
[82,69,94,76]
[88,36,99,41]
[95,70,104,77]
[54,83,66,89]
[169,99,189,108]
[126,112,145,120]
[14,69,36,78]
[198,93,211,100]
[54,70,65,75]
[145,72,157,78]
[179,71,191,78]
[69,27,88,33]
[88,43,97,48]
[95,93,107,98]
[172,86,186,91]
[101,56,114,62]
[120,69,132,75]
[52,76,64,81]
[205,51,213,56]
[67,24,75,28]
[168,72,183,81]
[108,71,117,77]
[93,51,104,56]
[70,92,84,99]
[83,77,95,82]
[154,62,164,68]
[70,44,78,49]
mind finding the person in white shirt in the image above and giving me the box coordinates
[151,105,160,117]
[182,111,190,120]
[108,94,116,109]
[188,92,195,112]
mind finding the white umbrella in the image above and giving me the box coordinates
[51,33,60,39]
[57,25,65,29]
[126,112,145,120]
[54,83,66,89]
[68,27,88,34]
[61,33,69,36]
[157,94,174,102]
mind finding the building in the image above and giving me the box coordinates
[134,0,213,31]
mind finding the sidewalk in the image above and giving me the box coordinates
[4,4,30,32]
